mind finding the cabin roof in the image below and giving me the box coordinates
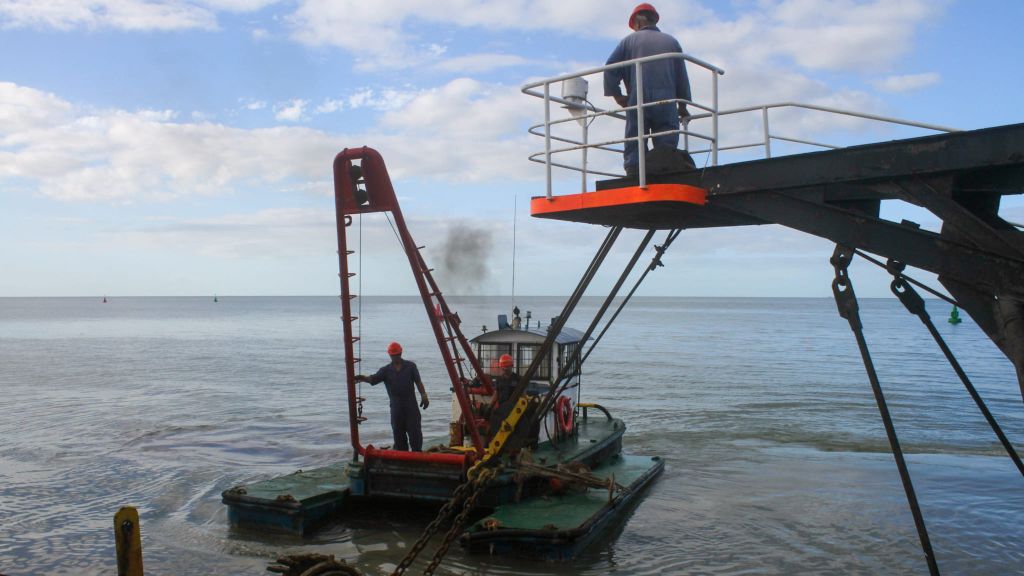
[471,326,585,345]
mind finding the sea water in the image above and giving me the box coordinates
[0,296,1021,575]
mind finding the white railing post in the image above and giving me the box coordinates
[635,61,647,189]
[544,82,552,199]
[762,106,771,158]
[711,70,719,166]
[581,122,589,193]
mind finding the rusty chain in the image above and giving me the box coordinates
[422,468,497,575]
[389,479,473,576]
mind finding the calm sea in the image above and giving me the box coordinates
[0,296,1021,575]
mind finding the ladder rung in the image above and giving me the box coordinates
[346,295,357,300]
[344,315,358,321]
[350,336,360,343]
[356,416,367,423]
[416,245,426,250]
[347,272,356,278]
[346,250,355,255]
[355,396,366,402]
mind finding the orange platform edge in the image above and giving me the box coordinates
[530,183,707,217]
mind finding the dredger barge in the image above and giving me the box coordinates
[222,145,666,564]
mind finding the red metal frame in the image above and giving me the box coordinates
[332,147,488,460]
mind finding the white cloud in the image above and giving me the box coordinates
[315,99,344,114]
[285,0,710,69]
[314,88,424,115]
[273,99,307,122]
[240,98,267,111]
[872,72,940,93]
[0,85,339,202]
[0,79,538,204]
[0,0,280,31]
[0,82,73,134]
[125,207,335,258]
[0,0,215,31]
[432,53,532,74]
[678,0,944,73]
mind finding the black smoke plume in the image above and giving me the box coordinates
[434,222,493,295]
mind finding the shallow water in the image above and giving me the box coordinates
[0,296,1021,575]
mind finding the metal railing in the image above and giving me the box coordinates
[522,56,959,199]
[684,102,959,160]
[522,52,724,198]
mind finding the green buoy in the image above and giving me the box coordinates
[948,305,962,324]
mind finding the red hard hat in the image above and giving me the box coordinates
[387,341,402,355]
[629,3,659,30]
[498,354,514,368]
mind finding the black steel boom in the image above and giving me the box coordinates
[583,122,1024,398]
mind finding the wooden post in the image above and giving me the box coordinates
[114,506,144,576]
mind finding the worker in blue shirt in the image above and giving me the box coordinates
[604,3,691,175]
[355,341,430,451]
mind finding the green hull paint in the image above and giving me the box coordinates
[222,463,350,534]
[460,454,665,560]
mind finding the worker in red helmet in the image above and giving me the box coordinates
[488,353,520,434]
[604,3,692,176]
[355,341,430,451]
[492,354,517,404]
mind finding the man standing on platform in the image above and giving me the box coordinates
[356,341,429,451]
[604,3,692,175]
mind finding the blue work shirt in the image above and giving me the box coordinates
[368,360,421,405]
[604,25,691,106]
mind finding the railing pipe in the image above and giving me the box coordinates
[544,82,552,199]
[635,61,647,189]
[712,70,719,166]
[762,106,771,158]
[521,52,724,94]
[582,121,589,193]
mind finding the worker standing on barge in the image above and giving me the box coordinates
[356,342,429,451]
[604,3,691,175]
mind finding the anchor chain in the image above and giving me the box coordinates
[422,467,498,575]
[830,245,940,576]
[389,465,498,576]
[389,478,473,576]
[886,258,1024,477]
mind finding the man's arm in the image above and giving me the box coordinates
[355,367,383,384]
[674,42,692,120]
[414,367,429,409]
[604,39,629,106]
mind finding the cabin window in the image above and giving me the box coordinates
[517,344,551,380]
[478,343,512,376]
[558,342,581,378]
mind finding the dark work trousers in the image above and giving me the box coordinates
[390,396,422,451]
[623,95,680,170]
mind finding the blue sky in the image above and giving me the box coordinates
[1,0,1021,297]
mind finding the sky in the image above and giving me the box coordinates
[1,0,1022,298]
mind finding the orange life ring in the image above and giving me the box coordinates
[555,396,574,434]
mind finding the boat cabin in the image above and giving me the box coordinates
[471,312,584,392]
